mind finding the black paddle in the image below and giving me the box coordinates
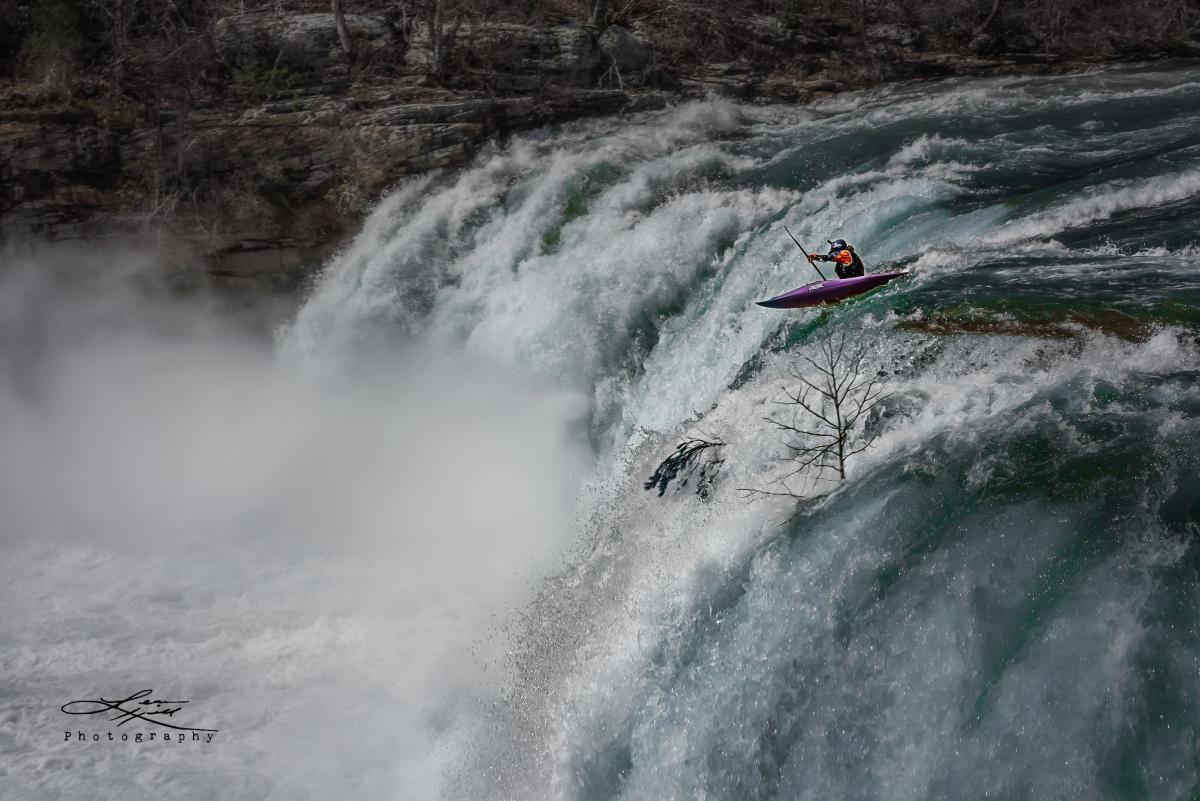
[784,225,827,281]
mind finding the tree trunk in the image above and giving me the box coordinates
[975,0,1001,36]
[332,0,353,56]
[590,0,608,30]
[430,0,444,81]
[835,403,846,480]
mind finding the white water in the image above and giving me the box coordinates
[5,64,1200,800]
[0,246,584,800]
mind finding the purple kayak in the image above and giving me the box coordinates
[756,271,909,309]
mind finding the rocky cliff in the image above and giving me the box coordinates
[2,6,1196,293]
[2,11,675,291]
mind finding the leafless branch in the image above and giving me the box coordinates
[743,323,892,503]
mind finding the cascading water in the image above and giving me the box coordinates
[285,61,1200,800]
[4,63,1200,801]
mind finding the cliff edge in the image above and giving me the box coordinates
[2,0,1197,292]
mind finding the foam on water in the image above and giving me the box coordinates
[7,62,1200,801]
[491,323,1200,801]
[985,168,1200,247]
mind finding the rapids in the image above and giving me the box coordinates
[4,62,1200,801]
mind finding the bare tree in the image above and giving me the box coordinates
[975,0,1002,35]
[86,0,134,87]
[746,325,889,498]
[403,0,463,83]
[433,0,458,81]
[332,0,353,56]
[591,0,609,29]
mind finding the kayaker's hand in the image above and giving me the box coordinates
[807,254,818,263]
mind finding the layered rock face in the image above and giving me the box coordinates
[213,12,397,74]
[0,13,669,290]
[0,90,663,290]
[2,8,1193,292]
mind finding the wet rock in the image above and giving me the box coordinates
[755,77,815,103]
[681,61,760,98]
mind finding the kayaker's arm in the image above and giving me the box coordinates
[811,251,853,265]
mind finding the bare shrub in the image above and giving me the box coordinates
[742,323,890,501]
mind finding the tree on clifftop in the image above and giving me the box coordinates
[332,0,352,55]
[590,0,608,29]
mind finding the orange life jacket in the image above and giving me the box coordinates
[832,247,865,278]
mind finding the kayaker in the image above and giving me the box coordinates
[807,239,866,279]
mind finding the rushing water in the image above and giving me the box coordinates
[5,62,1200,800]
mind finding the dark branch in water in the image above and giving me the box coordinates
[645,438,725,498]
